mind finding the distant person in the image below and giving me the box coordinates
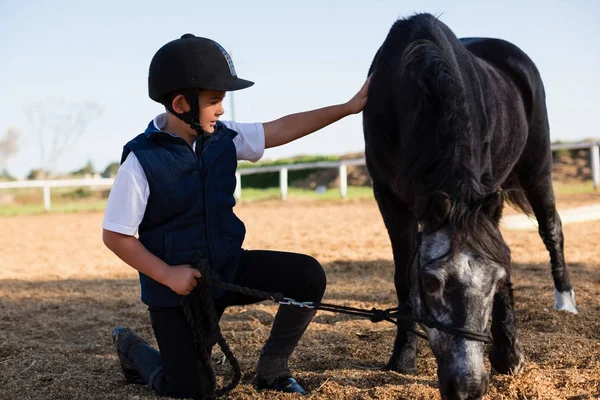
[102,33,369,398]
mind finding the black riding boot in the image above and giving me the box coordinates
[255,305,316,395]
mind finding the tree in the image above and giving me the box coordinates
[0,168,15,181]
[102,161,120,178]
[0,127,20,170]
[27,168,46,180]
[71,159,95,177]
[24,99,102,174]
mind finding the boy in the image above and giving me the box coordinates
[102,33,369,398]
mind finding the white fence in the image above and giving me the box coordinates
[0,178,115,211]
[235,158,366,201]
[1,142,598,210]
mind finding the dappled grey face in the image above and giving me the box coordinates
[412,226,506,400]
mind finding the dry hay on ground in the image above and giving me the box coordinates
[1,193,599,399]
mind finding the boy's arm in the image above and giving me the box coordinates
[263,77,370,149]
[102,229,200,296]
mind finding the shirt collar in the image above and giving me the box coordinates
[144,113,178,139]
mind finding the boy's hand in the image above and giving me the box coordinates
[164,264,202,296]
[262,75,372,149]
[345,76,371,115]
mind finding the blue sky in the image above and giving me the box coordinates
[1,0,598,178]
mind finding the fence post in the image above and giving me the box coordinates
[592,144,600,190]
[234,172,242,200]
[280,168,288,200]
[339,163,348,198]
[43,185,51,210]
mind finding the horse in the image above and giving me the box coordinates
[363,13,577,400]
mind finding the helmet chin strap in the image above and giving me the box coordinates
[165,89,206,136]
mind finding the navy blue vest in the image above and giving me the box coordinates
[121,121,246,306]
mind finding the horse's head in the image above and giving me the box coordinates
[412,191,509,400]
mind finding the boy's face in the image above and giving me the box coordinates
[198,90,226,134]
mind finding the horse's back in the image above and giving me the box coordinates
[462,37,551,179]
[461,37,546,119]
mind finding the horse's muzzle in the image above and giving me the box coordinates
[439,371,490,400]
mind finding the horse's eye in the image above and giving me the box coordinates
[422,274,442,294]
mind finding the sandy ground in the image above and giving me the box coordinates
[1,192,599,399]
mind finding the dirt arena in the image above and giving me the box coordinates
[1,192,599,399]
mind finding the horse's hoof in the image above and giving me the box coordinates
[384,363,418,375]
[490,344,525,375]
[554,289,578,314]
[385,355,417,375]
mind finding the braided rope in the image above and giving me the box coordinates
[204,272,491,344]
[181,254,242,398]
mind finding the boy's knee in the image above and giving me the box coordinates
[302,256,326,301]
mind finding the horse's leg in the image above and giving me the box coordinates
[490,279,524,374]
[520,171,577,314]
[373,184,419,373]
[519,150,577,314]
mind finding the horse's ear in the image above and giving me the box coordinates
[482,191,504,222]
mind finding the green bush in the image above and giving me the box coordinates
[240,169,321,188]
[238,155,340,188]
[62,188,93,199]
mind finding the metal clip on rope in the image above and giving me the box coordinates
[279,298,316,308]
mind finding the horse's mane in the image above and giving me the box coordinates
[386,15,511,266]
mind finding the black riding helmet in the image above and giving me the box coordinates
[148,33,254,131]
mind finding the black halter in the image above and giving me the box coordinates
[409,231,492,343]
